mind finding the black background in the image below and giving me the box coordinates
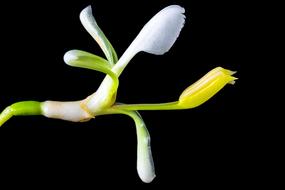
[0,0,255,187]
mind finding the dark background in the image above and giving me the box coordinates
[0,0,255,187]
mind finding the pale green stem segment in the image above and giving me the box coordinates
[0,101,42,127]
[64,50,119,90]
[112,101,181,111]
[80,6,118,65]
[99,107,155,183]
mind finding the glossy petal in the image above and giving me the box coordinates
[64,50,118,90]
[64,49,110,69]
[133,112,156,183]
[80,6,118,65]
[112,5,185,75]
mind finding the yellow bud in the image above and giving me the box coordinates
[179,67,237,108]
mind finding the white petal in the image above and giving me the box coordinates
[112,5,185,75]
[137,134,156,183]
[63,50,110,69]
[132,5,185,55]
[80,6,117,64]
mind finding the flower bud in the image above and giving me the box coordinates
[179,67,237,108]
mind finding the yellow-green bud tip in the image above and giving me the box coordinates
[178,67,237,108]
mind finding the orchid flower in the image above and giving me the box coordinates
[0,5,237,183]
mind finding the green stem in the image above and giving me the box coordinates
[0,107,13,126]
[0,101,42,127]
[112,101,182,111]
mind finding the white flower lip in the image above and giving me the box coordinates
[112,5,186,75]
[132,5,185,55]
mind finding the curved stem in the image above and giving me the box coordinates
[0,101,42,127]
[99,107,155,183]
[0,107,13,126]
[79,63,119,90]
